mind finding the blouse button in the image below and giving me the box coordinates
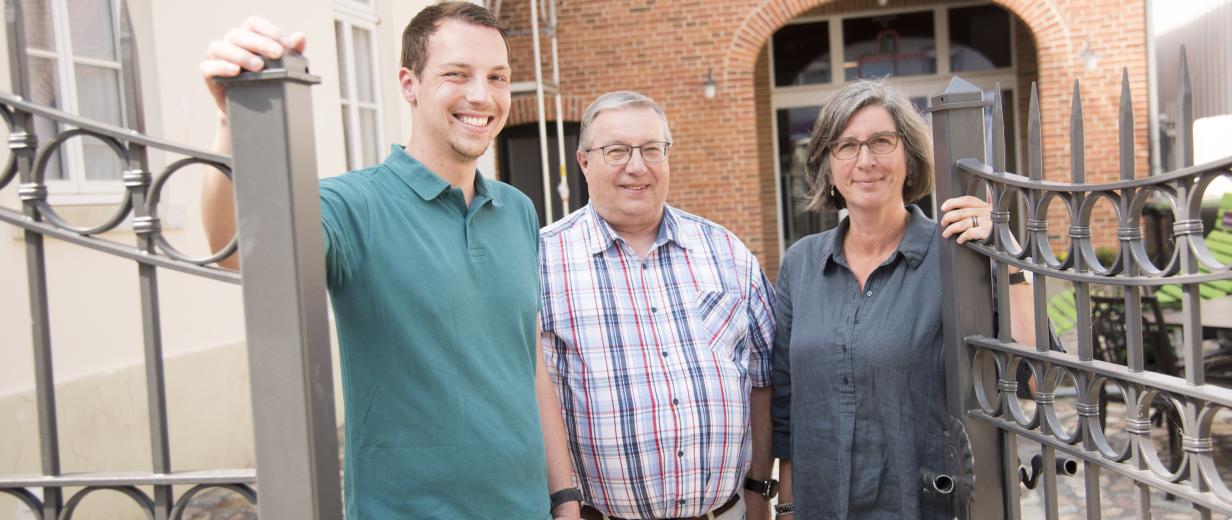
[865,290,873,297]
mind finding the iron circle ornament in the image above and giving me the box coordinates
[0,104,19,190]
[994,186,1031,260]
[30,128,135,236]
[1039,365,1082,445]
[1126,186,1181,277]
[1004,355,1041,430]
[1084,376,1133,462]
[0,488,43,517]
[146,156,238,266]
[1033,191,1075,271]
[1134,387,1189,483]
[972,348,1004,416]
[1077,190,1124,275]
[1186,171,1232,273]
[59,485,155,520]
[169,483,257,520]
[1195,403,1232,504]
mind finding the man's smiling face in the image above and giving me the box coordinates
[407,19,511,162]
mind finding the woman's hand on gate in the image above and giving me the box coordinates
[939,195,993,245]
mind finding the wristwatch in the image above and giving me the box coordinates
[1008,270,1032,285]
[549,487,582,513]
[743,477,780,498]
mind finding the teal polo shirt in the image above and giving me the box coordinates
[319,146,548,519]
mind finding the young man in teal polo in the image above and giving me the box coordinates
[199,4,578,518]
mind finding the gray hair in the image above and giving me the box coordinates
[803,78,934,211]
[577,91,673,151]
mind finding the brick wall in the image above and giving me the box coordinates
[500,0,1149,278]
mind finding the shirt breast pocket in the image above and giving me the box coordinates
[694,287,746,368]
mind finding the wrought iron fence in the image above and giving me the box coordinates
[0,0,341,518]
[933,48,1232,518]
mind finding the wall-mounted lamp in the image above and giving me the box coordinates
[1079,39,1099,72]
[703,68,717,100]
[877,0,888,6]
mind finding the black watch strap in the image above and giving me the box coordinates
[743,477,780,498]
[549,487,583,512]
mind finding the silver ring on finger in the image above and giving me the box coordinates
[970,216,979,229]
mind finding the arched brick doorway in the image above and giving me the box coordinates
[724,0,1147,275]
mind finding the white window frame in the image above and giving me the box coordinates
[334,2,385,171]
[769,1,1021,254]
[26,0,128,203]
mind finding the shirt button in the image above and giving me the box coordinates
[677,450,684,457]
[662,351,669,357]
[642,263,649,269]
[651,306,658,313]
[678,499,687,505]
[866,290,873,297]
[843,376,851,385]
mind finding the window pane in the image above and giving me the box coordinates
[75,64,123,125]
[334,21,350,100]
[352,26,376,103]
[949,5,1012,72]
[68,0,117,61]
[772,21,831,87]
[20,0,56,51]
[843,11,936,81]
[29,56,65,179]
[341,105,354,170]
[776,106,839,246]
[359,107,380,166]
[75,64,124,180]
[82,135,124,180]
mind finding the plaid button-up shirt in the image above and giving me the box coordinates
[539,204,775,519]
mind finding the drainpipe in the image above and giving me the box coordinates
[1146,0,1162,175]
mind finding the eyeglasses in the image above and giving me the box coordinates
[828,132,901,160]
[585,141,671,165]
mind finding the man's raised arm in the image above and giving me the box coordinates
[198,17,306,270]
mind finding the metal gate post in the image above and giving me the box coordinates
[6,0,62,516]
[217,53,343,519]
[929,77,1005,519]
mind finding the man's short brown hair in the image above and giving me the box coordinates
[400,2,509,76]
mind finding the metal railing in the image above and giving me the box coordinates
[0,0,342,518]
[933,49,1232,518]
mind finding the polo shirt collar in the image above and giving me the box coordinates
[382,145,503,207]
[583,203,691,255]
[821,204,935,271]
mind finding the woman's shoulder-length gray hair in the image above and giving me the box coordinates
[803,78,934,212]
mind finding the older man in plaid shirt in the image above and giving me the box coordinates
[539,91,777,520]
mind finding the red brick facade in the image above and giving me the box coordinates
[500,0,1150,278]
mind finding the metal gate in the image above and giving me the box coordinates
[0,0,342,518]
[932,50,1232,518]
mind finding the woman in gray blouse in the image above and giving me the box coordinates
[769,79,1039,519]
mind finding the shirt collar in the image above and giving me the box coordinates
[382,145,503,207]
[820,204,935,270]
[583,203,692,255]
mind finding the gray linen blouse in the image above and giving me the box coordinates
[772,205,951,519]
